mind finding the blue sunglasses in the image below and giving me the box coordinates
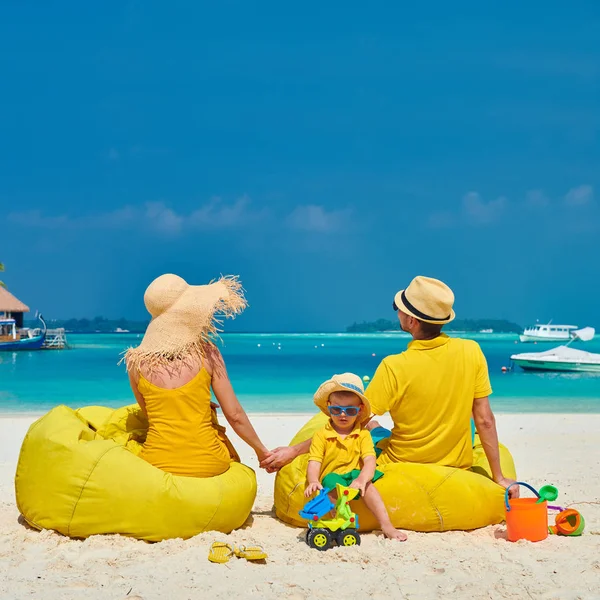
[328,405,361,417]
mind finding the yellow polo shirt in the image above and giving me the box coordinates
[308,421,376,477]
[365,334,492,469]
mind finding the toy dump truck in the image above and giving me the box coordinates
[299,483,361,550]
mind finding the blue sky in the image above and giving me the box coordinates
[1,1,599,331]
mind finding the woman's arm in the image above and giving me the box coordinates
[128,369,147,415]
[207,346,270,462]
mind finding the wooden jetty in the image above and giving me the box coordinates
[32,327,68,349]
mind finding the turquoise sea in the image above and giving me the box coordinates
[1,333,599,414]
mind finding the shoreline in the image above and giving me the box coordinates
[1,408,600,418]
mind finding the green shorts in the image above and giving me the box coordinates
[322,469,384,498]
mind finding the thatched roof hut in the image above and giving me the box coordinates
[0,286,30,327]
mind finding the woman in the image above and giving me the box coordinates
[125,273,269,478]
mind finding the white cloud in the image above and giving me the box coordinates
[189,196,269,229]
[143,202,184,235]
[462,192,507,225]
[427,191,507,229]
[286,205,353,233]
[525,190,550,208]
[565,185,593,207]
[7,196,271,237]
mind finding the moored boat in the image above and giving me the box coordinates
[0,315,47,351]
[519,323,595,343]
[511,345,600,373]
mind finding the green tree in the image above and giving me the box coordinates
[0,262,5,288]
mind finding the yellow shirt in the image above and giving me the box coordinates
[308,420,376,478]
[138,368,233,478]
[365,334,492,469]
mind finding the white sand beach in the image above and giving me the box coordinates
[0,413,599,600]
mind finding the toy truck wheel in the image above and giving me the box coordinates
[337,529,361,547]
[307,528,333,551]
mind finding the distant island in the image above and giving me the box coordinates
[25,316,150,333]
[346,318,522,334]
[22,315,522,335]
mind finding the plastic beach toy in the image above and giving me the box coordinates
[505,482,552,542]
[299,484,361,551]
[536,484,559,504]
[549,509,585,536]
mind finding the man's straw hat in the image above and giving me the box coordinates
[394,276,455,324]
[124,273,246,371]
[313,373,372,425]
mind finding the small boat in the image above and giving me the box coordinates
[511,345,600,373]
[0,314,47,351]
[519,322,595,343]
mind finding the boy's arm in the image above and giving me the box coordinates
[304,433,325,497]
[306,460,323,490]
[350,432,377,494]
[305,459,324,497]
[351,456,376,495]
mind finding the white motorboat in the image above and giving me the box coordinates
[519,323,595,343]
[511,345,600,373]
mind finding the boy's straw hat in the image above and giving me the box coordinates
[124,273,246,372]
[394,275,455,324]
[314,373,372,424]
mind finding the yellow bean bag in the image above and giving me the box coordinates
[15,404,257,541]
[274,413,516,532]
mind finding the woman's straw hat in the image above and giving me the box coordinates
[313,373,372,424]
[124,273,247,371]
[394,276,455,324]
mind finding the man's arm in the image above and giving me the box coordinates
[364,359,396,431]
[472,396,518,498]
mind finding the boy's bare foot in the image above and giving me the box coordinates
[382,524,407,541]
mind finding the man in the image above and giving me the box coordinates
[261,275,517,498]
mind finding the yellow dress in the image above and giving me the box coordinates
[138,368,232,477]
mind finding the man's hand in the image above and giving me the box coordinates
[349,477,367,496]
[495,476,519,498]
[304,481,323,498]
[365,419,382,432]
[259,446,296,473]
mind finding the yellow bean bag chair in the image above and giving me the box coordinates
[274,413,516,532]
[15,404,257,541]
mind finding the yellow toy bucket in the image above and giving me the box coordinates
[505,482,549,542]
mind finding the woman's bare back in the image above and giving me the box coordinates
[139,349,215,389]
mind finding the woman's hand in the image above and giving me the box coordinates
[304,481,323,498]
[259,446,297,472]
[255,447,272,464]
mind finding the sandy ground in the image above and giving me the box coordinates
[0,412,599,600]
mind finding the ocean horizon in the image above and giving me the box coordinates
[1,332,599,415]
